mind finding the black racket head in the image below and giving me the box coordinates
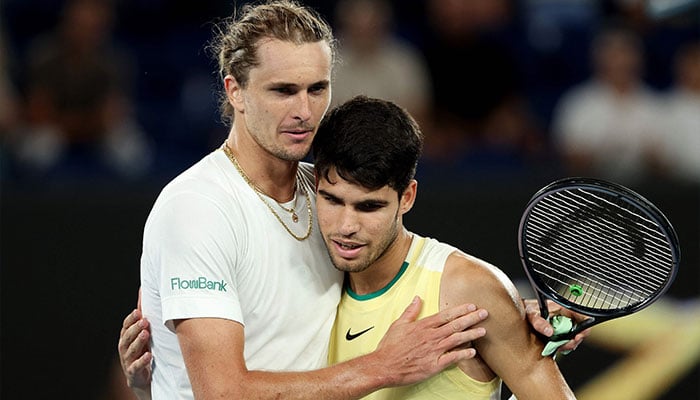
[518,177,680,319]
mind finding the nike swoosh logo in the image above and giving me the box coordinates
[345,326,374,341]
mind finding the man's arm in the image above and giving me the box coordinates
[175,296,487,400]
[117,295,588,399]
[441,253,576,400]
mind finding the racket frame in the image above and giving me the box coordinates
[518,177,680,339]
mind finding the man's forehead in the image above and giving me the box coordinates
[316,172,393,199]
[250,38,332,80]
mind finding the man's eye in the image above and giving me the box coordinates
[309,85,327,94]
[274,87,294,95]
[357,204,381,212]
[321,195,340,204]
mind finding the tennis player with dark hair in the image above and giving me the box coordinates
[118,1,586,399]
[315,96,575,399]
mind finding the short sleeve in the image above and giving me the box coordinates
[143,189,243,331]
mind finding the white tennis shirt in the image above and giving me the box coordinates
[140,150,342,399]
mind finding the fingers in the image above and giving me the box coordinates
[523,298,540,313]
[522,298,592,354]
[431,309,489,368]
[384,300,489,353]
[431,307,488,352]
[396,296,423,324]
[523,299,560,337]
[556,341,578,353]
[526,310,554,337]
[436,347,477,369]
[576,327,592,340]
[436,324,487,353]
[373,301,490,387]
[419,302,478,329]
[119,310,145,345]
[557,328,590,352]
[126,349,153,378]
[556,334,583,352]
[118,312,150,361]
[121,309,141,332]
[121,328,150,371]
[544,300,589,324]
[545,299,562,313]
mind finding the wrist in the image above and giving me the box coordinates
[131,386,152,400]
[331,350,395,397]
[355,348,398,389]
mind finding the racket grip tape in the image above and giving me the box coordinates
[541,315,574,356]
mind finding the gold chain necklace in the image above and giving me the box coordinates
[220,142,313,241]
[277,192,299,222]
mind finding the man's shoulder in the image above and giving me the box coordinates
[146,151,242,223]
[159,152,231,199]
[440,247,515,300]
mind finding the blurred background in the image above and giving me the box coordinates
[1,0,698,398]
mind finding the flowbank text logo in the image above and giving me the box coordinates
[170,276,228,292]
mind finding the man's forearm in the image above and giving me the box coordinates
[184,300,488,399]
[191,352,391,400]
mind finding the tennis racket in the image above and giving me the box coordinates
[518,177,680,342]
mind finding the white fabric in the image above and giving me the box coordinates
[141,150,342,399]
[552,80,663,182]
[657,88,700,183]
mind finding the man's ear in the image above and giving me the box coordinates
[399,180,418,215]
[224,75,244,112]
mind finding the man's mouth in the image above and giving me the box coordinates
[332,239,364,258]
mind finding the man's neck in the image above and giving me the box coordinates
[225,130,298,202]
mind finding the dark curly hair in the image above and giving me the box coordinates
[312,96,423,198]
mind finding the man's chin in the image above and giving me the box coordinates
[330,258,368,273]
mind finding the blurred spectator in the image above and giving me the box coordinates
[551,24,663,184]
[0,25,19,138]
[7,0,152,182]
[0,24,19,180]
[601,0,652,31]
[419,0,547,169]
[656,41,700,183]
[330,0,432,128]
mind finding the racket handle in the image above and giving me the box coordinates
[549,316,595,342]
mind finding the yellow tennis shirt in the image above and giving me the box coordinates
[328,234,501,399]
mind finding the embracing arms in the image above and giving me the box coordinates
[118,294,488,400]
[118,292,586,400]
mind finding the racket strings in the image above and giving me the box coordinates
[523,188,676,311]
[534,189,675,272]
[532,268,640,309]
[529,200,673,286]
[527,245,647,309]
[566,190,674,259]
[526,240,649,304]
[528,208,671,287]
[543,190,673,263]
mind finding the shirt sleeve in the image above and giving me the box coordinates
[143,188,243,332]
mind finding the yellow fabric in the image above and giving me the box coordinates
[328,235,501,400]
